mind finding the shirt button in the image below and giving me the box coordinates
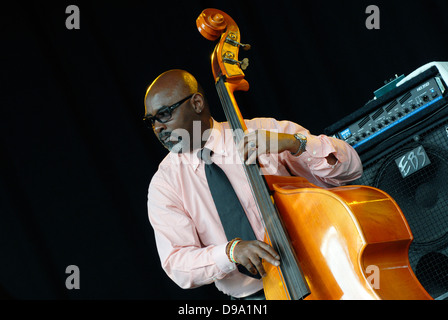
[307,158,312,162]
[313,150,317,155]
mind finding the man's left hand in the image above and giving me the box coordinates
[237,130,300,164]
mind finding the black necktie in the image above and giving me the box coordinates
[199,148,260,279]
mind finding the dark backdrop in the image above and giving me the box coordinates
[2,0,447,299]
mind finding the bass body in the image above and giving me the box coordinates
[262,175,432,300]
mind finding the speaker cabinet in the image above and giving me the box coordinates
[325,65,448,299]
[354,114,448,299]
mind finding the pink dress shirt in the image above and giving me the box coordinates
[147,117,363,298]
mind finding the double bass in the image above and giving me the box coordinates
[196,8,432,300]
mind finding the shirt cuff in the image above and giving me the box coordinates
[297,134,338,167]
[212,242,237,274]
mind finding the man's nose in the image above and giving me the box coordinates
[153,121,166,135]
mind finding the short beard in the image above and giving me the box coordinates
[158,131,185,153]
[157,121,207,154]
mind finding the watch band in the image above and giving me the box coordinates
[291,133,307,156]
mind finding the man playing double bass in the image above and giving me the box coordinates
[144,69,363,299]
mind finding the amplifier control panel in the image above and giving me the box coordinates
[335,76,446,149]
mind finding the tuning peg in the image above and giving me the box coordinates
[225,33,251,51]
[222,55,250,70]
[240,43,251,51]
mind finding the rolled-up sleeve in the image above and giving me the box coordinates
[248,118,363,187]
[284,133,363,187]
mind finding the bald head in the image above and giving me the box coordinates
[144,70,212,153]
[145,69,206,115]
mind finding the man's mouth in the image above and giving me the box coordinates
[159,132,171,144]
[170,136,182,144]
[159,133,183,150]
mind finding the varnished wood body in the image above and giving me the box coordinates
[262,175,432,300]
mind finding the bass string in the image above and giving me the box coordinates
[215,77,288,244]
[215,78,286,234]
[215,78,309,299]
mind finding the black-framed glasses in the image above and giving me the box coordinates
[143,94,194,128]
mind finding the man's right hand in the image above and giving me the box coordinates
[232,240,280,277]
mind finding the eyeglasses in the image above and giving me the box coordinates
[143,94,194,128]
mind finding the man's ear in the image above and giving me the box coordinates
[191,93,205,114]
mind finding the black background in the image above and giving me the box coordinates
[2,0,448,300]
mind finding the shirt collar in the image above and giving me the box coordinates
[164,119,233,171]
[191,119,228,171]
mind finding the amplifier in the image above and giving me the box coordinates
[325,62,448,300]
[325,63,448,160]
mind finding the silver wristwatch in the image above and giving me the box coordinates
[291,133,307,156]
